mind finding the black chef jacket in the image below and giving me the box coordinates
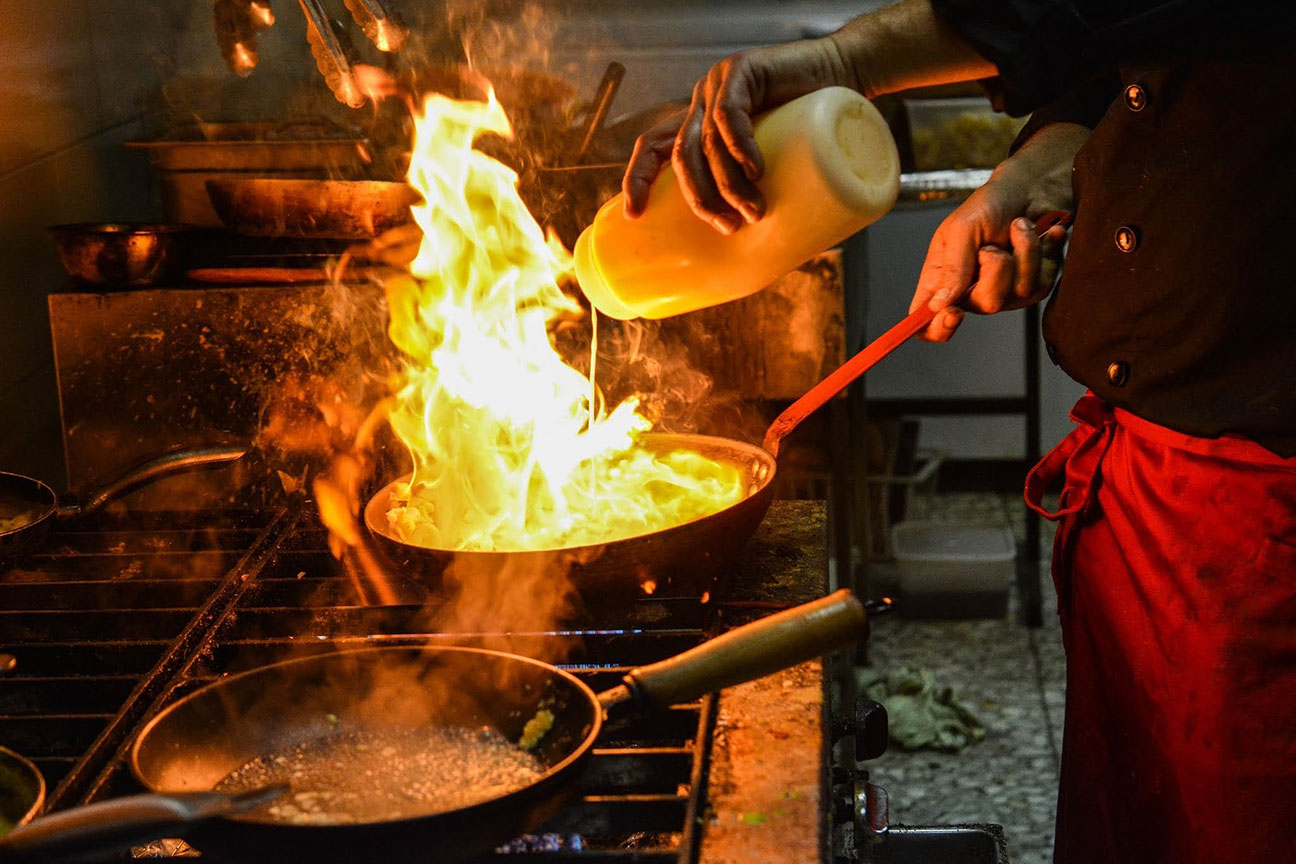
[929,0,1296,456]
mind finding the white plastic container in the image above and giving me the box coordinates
[574,86,900,320]
[890,521,1016,618]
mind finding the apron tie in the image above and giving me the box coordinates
[1025,392,1117,521]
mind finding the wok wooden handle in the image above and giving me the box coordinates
[622,589,867,711]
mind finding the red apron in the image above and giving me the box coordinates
[1025,393,1296,864]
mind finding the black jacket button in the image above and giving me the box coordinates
[1107,361,1130,387]
[1115,225,1140,252]
[1124,83,1148,112]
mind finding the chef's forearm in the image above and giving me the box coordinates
[826,0,997,99]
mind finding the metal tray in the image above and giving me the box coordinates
[127,122,368,172]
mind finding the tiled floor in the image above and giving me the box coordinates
[860,493,1063,864]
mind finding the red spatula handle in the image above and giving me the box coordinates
[761,210,1072,456]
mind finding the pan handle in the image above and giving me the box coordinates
[0,786,285,863]
[761,306,935,456]
[574,61,626,161]
[58,446,247,519]
[761,210,1073,456]
[603,589,866,714]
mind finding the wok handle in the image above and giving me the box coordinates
[0,787,284,863]
[575,61,626,161]
[58,446,247,519]
[761,210,1073,456]
[762,307,934,456]
[616,589,866,712]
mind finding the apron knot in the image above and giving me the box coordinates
[1025,393,1117,521]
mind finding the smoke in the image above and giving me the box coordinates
[421,552,585,664]
[554,314,765,443]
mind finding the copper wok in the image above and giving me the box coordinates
[362,305,944,602]
[0,590,866,863]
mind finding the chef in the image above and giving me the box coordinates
[620,1,1296,861]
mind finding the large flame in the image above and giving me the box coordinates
[383,89,745,552]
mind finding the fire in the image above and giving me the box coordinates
[382,88,745,552]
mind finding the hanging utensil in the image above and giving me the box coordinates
[342,0,407,52]
[299,0,365,108]
[213,0,276,77]
[574,62,626,163]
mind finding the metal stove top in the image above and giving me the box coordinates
[0,502,835,862]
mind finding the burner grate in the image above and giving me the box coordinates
[0,507,716,862]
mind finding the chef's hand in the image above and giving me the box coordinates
[911,122,1090,342]
[622,38,854,234]
[621,0,998,235]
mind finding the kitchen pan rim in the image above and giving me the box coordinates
[365,430,778,556]
[0,744,46,831]
[129,644,603,828]
[0,471,57,537]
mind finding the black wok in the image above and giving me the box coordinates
[364,431,777,603]
[0,448,246,570]
[362,317,926,600]
[0,589,866,863]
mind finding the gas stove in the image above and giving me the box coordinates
[27,274,1009,863]
[0,499,865,863]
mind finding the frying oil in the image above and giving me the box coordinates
[216,726,545,824]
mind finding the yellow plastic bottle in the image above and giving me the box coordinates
[574,86,900,320]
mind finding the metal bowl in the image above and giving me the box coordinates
[48,223,195,287]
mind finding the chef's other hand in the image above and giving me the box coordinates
[910,122,1089,342]
[622,38,853,234]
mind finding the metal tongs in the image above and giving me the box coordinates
[298,0,407,108]
[212,0,408,107]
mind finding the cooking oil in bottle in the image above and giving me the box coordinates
[574,86,900,320]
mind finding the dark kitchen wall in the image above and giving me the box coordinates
[0,2,349,488]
